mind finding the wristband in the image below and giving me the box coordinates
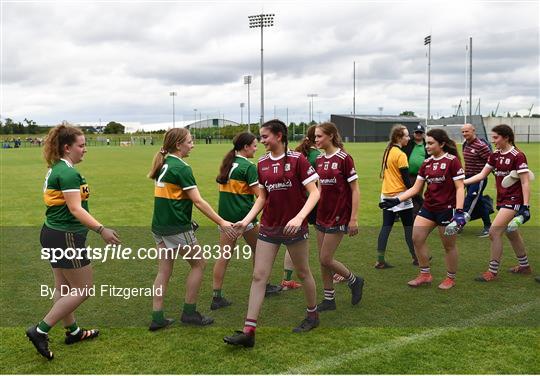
[95,225,104,234]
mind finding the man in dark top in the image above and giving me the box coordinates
[461,123,492,237]
[403,124,428,216]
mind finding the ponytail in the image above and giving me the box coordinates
[148,128,190,179]
[216,132,257,184]
[43,124,83,167]
[380,124,408,178]
[295,125,316,156]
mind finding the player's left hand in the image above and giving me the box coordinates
[284,216,303,236]
[219,220,238,240]
[452,209,467,227]
[517,204,531,224]
[348,220,359,237]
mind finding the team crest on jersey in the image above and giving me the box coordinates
[331,162,338,170]
[324,161,329,170]
[284,163,291,172]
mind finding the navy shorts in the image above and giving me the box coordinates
[496,204,520,211]
[417,207,454,226]
[314,223,348,234]
[258,231,309,245]
[40,225,90,269]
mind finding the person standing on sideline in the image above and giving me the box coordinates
[313,122,364,312]
[26,124,120,360]
[376,124,416,268]
[403,125,428,216]
[148,128,236,330]
[464,124,533,282]
[224,119,320,348]
[461,123,492,237]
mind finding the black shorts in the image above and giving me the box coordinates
[497,204,520,211]
[307,204,318,225]
[258,231,309,245]
[40,225,90,269]
[314,223,348,234]
[417,207,454,226]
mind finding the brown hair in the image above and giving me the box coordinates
[426,128,460,157]
[491,124,515,146]
[295,125,317,156]
[148,127,191,179]
[43,124,84,167]
[380,124,408,178]
[316,122,344,149]
[216,132,257,184]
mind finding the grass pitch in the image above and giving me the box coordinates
[0,142,539,374]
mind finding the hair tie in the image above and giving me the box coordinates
[159,148,167,155]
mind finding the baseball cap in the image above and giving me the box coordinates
[414,125,425,133]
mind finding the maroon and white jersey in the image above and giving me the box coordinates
[315,149,358,227]
[257,150,319,238]
[417,153,465,211]
[486,147,529,206]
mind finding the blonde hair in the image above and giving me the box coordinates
[148,128,191,179]
[43,124,84,167]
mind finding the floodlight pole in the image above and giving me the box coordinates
[244,75,252,132]
[240,103,245,125]
[169,91,177,128]
[249,13,274,126]
[307,93,318,123]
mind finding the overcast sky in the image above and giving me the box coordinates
[1,0,539,126]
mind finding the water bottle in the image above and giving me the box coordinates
[444,212,471,236]
[506,215,524,233]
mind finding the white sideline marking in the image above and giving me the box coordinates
[283,300,539,374]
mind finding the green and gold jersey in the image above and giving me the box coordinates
[43,159,89,234]
[152,155,196,236]
[218,155,258,223]
[307,147,321,168]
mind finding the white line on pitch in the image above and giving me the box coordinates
[283,300,539,374]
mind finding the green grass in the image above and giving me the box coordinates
[1,143,539,374]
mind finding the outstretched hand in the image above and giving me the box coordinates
[379,197,400,210]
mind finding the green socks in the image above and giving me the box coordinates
[377,252,385,263]
[284,269,293,281]
[37,320,51,334]
[213,289,222,298]
[183,303,196,315]
[152,310,165,324]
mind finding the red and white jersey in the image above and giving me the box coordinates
[417,153,465,211]
[257,150,319,238]
[315,149,358,227]
[486,147,529,206]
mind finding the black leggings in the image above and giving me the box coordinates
[377,208,415,257]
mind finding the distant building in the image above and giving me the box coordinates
[330,114,424,142]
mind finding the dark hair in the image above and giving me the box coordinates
[148,128,190,179]
[316,122,344,150]
[295,125,317,156]
[43,124,84,167]
[261,119,289,175]
[426,128,460,158]
[380,124,408,178]
[491,124,515,146]
[216,132,257,184]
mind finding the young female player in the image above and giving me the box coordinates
[314,122,364,312]
[211,132,281,310]
[380,128,465,290]
[224,119,320,347]
[148,128,235,330]
[376,124,416,268]
[26,124,120,360]
[464,124,532,281]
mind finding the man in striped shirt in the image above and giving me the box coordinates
[461,123,492,237]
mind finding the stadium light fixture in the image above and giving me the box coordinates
[248,13,275,126]
[169,92,177,128]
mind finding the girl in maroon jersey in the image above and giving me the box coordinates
[224,119,320,348]
[464,124,532,282]
[380,129,465,290]
[313,122,364,311]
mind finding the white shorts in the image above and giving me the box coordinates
[380,192,414,212]
[152,230,197,249]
